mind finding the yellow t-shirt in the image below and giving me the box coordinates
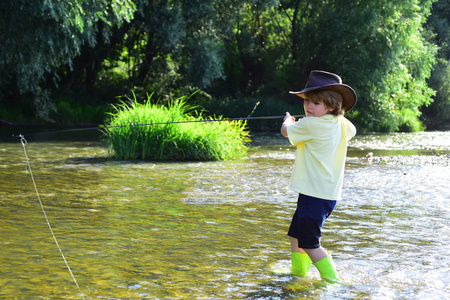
[286,114,356,200]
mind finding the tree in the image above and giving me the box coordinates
[423,0,450,129]
[71,0,229,102]
[0,0,442,132]
[203,0,439,131]
[0,0,135,120]
[278,0,438,131]
[212,0,283,95]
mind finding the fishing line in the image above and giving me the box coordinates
[12,112,303,298]
[15,114,305,138]
[18,135,87,300]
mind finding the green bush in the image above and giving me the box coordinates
[103,93,250,160]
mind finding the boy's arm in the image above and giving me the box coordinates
[280,112,295,137]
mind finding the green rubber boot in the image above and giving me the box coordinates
[313,255,344,284]
[291,252,312,278]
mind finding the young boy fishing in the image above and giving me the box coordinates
[280,70,357,283]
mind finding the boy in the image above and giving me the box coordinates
[280,70,357,283]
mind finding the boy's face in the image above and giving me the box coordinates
[303,99,334,117]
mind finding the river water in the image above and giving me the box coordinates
[0,128,449,299]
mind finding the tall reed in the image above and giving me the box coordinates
[103,94,250,160]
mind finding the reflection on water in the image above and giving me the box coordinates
[0,129,449,299]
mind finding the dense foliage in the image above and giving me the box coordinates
[104,94,249,160]
[1,0,448,132]
[0,0,135,120]
[423,0,450,129]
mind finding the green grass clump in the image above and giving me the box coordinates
[103,93,250,160]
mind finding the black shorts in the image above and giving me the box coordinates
[287,194,337,249]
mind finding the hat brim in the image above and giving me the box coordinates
[289,84,357,112]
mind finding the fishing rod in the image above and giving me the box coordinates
[13,114,306,138]
[12,111,304,298]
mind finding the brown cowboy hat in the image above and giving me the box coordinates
[289,70,357,112]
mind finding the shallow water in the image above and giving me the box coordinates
[0,128,449,299]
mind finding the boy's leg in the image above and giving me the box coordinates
[290,236,305,253]
[289,237,311,277]
[288,195,339,280]
[312,253,343,284]
[302,247,328,263]
[292,240,342,283]
[302,247,342,284]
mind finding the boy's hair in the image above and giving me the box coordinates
[303,90,344,116]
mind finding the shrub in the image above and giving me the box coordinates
[103,93,250,160]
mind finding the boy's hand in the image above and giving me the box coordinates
[283,112,295,124]
[281,112,294,137]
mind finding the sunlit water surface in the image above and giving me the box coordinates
[0,129,449,299]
